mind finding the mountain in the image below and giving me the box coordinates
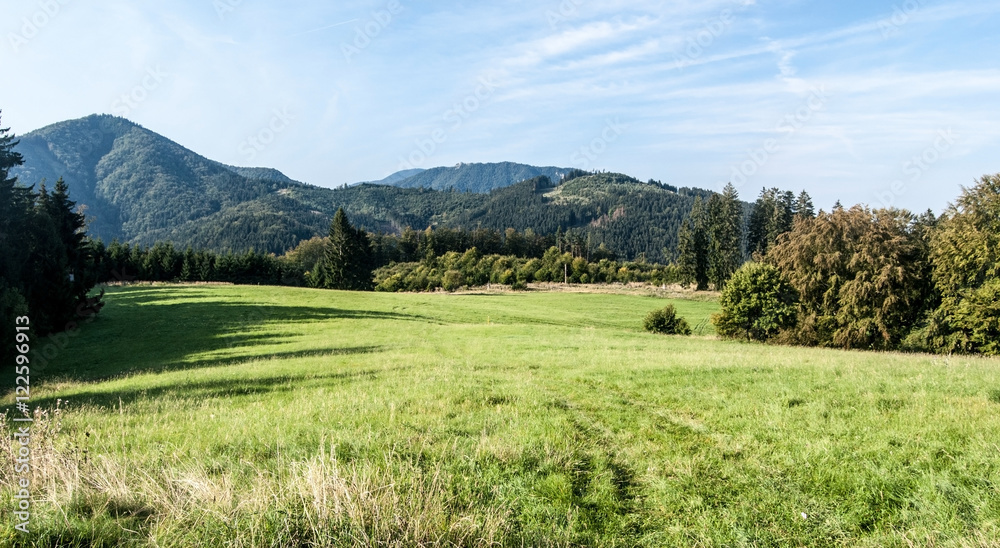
[382,162,571,193]
[11,115,303,240]
[443,172,712,261]
[361,168,425,186]
[12,114,714,261]
[215,163,300,185]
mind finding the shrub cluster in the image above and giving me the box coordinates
[643,305,692,336]
[374,247,682,292]
[712,262,797,342]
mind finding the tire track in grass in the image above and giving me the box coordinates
[537,386,647,543]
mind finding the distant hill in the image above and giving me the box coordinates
[12,114,716,261]
[215,163,300,185]
[362,168,425,186]
[443,173,713,261]
[383,162,571,193]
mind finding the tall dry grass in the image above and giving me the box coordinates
[1,405,510,547]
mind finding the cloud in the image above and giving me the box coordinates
[502,17,656,68]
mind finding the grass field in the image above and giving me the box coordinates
[2,284,999,547]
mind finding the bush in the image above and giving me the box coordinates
[712,262,798,342]
[643,305,692,336]
[442,269,464,292]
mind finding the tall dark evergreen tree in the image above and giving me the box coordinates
[28,178,100,334]
[794,190,815,219]
[47,177,91,299]
[314,208,373,290]
[747,188,778,258]
[748,188,800,258]
[0,113,31,355]
[707,183,744,289]
[676,197,710,290]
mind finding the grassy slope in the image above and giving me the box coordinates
[2,285,998,547]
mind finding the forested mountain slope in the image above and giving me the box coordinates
[14,115,719,260]
[384,162,571,193]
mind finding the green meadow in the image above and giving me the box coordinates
[2,284,999,547]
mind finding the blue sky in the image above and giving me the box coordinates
[2,0,998,212]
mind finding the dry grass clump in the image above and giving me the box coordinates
[1,405,509,547]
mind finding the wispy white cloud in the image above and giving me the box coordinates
[3,0,999,211]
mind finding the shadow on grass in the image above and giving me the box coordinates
[12,287,427,389]
[170,345,386,371]
[31,362,408,410]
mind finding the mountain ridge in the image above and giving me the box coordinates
[383,162,571,193]
[11,114,712,261]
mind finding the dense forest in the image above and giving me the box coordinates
[380,161,570,193]
[1,115,104,358]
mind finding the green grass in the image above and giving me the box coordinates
[2,284,999,547]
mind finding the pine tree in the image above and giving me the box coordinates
[180,247,196,281]
[316,208,373,290]
[794,190,815,219]
[708,183,744,290]
[677,197,710,290]
[0,113,31,355]
[747,188,777,258]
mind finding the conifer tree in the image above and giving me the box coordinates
[315,208,373,290]
[747,188,777,258]
[180,247,196,281]
[707,183,744,290]
[0,113,30,354]
[677,197,710,290]
[794,190,815,219]
[927,174,1000,355]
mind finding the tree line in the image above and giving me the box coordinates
[292,210,633,291]
[710,175,1000,356]
[68,210,629,292]
[373,247,682,293]
[676,183,816,291]
[1,114,104,358]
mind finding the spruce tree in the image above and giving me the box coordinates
[0,113,31,355]
[180,247,196,281]
[708,183,744,290]
[46,178,90,297]
[29,183,74,334]
[747,188,777,257]
[317,208,373,290]
[677,197,710,290]
[748,188,798,258]
[795,190,815,219]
